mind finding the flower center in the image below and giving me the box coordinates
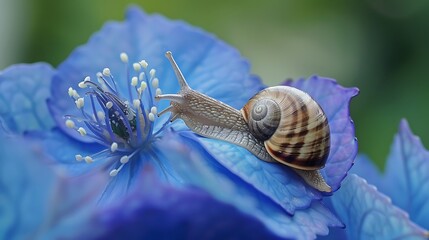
[64,52,168,176]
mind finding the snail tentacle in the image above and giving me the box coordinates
[155,94,184,103]
[165,51,190,90]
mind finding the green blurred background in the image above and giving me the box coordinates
[1,0,428,169]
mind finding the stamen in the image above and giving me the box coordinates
[97,72,104,84]
[78,82,87,89]
[84,156,93,164]
[109,169,118,177]
[133,63,141,72]
[72,90,80,99]
[140,81,147,91]
[139,72,145,81]
[148,113,155,122]
[68,87,74,97]
[120,155,129,164]
[133,99,141,108]
[97,111,105,120]
[156,88,162,96]
[150,106,157,115]
[106,101,113,109]
[140,60,148,68]
[152,78,159,88]
[120,52,129,63]
[78,127,87,136]
[75,98,85,109]
[150,69,156,78]
[75,154,83,161]
[65,119,75,128]
[68,87,80,99]
[131,77,138,86]
[111,142,118,152]
[102,68,111,76]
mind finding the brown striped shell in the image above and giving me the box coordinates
[241,86,330,170]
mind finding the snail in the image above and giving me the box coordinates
[156,51,331,192]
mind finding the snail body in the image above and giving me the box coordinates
[156,51,331,192]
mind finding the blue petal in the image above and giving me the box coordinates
[153,131,342,239]
[24,128,103,175]
[327,174,428,239]
[89,169,281,240]
[0,131,107,239]
[350,154,384,189]
[0,63,55,134]
[383,120,429,229]
[354,120,429,230]
[284,76,359,191]
[198,137,320,214]
[49,6,264,142]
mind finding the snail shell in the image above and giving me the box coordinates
[241,86,330,171]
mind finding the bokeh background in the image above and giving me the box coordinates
[1,0,428,169]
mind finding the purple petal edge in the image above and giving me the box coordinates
[284,76,359,192]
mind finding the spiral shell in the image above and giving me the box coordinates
[241,86,330,170]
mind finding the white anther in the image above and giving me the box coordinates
[151,78,159,88]
[65,119,75,128]
[120,155,129,164]
[140,81,147,90]
[78,81,87,89]
[109,169,118,177]
[150,69,156,78]
[139,72,145,81]
[120,52,129,63]
[133,63,141,72]
[139,60,148,68]
[84,156,93,164]
[111,142,118,152]
[72,90,80,99]
[156,88,162,96]
[150,106,157,115]
[75,154,83,161]
[133,99,141,108]
[102,68,111,76]
[68,87,74,97]
[131,77,138,86]
[106,101,113,109]
[97,111,105,120]
[77,127,87,136]
[84,76,91,82]
[148,112,155,122]
[75,98,84,109]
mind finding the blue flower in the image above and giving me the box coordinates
[0,6,358,239]
[323,120,429,239]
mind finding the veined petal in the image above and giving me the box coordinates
[284,76,359,192]
[327,174,428,239]
[353,119,429,230]
[24,128,104,175]
[198,137,320,214]
[153,131,342,239]
[49,7,264,142]
[0,131,107,239]
[89,168,280,240]
[0,63,55,134]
